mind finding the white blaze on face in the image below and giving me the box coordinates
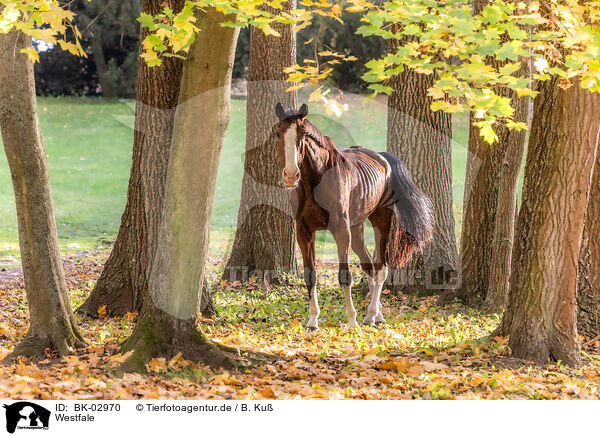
[283,123,299,183]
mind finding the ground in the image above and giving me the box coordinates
[0,250,599,400]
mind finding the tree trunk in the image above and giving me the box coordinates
[457,114,506,305]
[0,31,86,360]
[500,78,600,366]
[459,96,529,309]
[483,99,528,312]
[578,151,600,337]
[120,8,241,370]
[78,0,214,319]
[90,29,117,99]
[387,52,458,294]
[453,0,530,308]
[222,0,298,284]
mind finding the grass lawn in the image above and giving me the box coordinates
[0,96,469,263]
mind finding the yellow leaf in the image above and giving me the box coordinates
[330,4,342,15]
[211,371,242,386]
[168,352,191,370]
[147,357,167,373]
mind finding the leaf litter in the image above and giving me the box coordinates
[0,250,599,400]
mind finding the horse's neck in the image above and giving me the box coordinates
[301,138,335,181]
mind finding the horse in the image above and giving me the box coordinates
[274,102,434,330]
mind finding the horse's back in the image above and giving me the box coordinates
[338,146,392,223]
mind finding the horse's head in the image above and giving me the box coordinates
[274,102,309,189]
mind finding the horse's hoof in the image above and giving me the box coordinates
[362,317,376,326]
[374,319,387,327]
[305,325,319,331]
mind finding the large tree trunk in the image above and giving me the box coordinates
[78,0,214,319]
[387,56,458,294]
[500,78,600,365]
[222,0,298,284]
[0,31,86,360]
[578,151,600,337]
[120,8,241,370]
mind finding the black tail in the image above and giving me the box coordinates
[379,152,434,267]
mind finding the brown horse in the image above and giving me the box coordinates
[275,103,434,329]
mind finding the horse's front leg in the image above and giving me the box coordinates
[297,224,319,330]
[332,220,358,329]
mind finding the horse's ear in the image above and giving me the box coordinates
[298,103,309,118]
[275,103,286,120]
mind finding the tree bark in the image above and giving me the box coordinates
[459,95,529,309]
[78,0,214,319]
[457,114,506,305]
[0,31,86,360]
[499,78,600,366]
[222,0,298,284]
[387,50,458,294]
[452,0,529,308]
[578,151,600,337]
[120,8,242,370]
[483,99,528,312]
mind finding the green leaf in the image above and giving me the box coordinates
[137,13,155,29]
[499,62,521,76]
[403,24,421,36]
[368,84,394,95]
[495,40,524,61]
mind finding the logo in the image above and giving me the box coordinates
[3,402,50,433]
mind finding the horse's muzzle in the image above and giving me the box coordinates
[282,169,300,188]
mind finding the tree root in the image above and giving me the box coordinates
[3,331,86,364]
[116,307,275,374]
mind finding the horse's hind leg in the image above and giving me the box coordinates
[351,223,375,279]
[332,220,358,329]
[364,208,392,325]
[297,224,319,330]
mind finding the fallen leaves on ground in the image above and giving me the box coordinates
[0,250,599,400]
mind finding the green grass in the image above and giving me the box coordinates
[0,96,470,262]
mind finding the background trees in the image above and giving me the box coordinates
[387,53,458,294]
[223,0,298,284]
[35,0,140,98]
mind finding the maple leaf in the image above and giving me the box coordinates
[258,388,278,399]
[147,357,167,373]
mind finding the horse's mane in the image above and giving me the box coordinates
[304,120,337,152]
